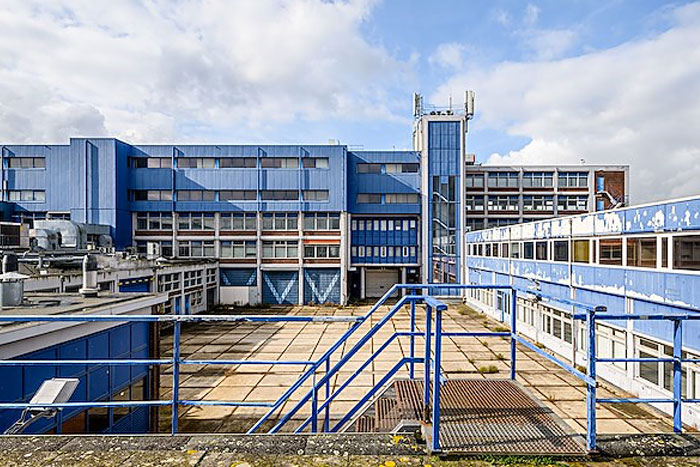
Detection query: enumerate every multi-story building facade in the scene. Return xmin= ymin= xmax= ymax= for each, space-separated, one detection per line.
xmin=0 ymin=94 xmax=628 ymax=304
xmin=465 ymin=195 xmax=700 ymax=428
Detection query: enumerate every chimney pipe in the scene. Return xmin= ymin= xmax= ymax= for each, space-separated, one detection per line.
xmin=79 ymin=254 xmax=99 ymax=298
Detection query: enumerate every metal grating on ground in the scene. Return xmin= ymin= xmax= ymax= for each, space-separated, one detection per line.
xmin=354 ymin=379 xmax=586 ymax=455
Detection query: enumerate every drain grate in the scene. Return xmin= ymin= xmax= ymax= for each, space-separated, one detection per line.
xmin=354 ymin=379 xmax=586 ymax=455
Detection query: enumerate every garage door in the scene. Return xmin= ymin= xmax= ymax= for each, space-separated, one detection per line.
xmin=262 ymin=271 xmax=299 ymax=305
xmin=304 ymin=268 xmax=341 ymax=304
xmin=366 ymin=269 xmax=399 ymax=298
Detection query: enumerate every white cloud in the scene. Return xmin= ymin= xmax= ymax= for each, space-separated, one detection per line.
xmin=0 ymin=0 xmax=410 ymax=143
xmin=524 ymin=3 xmax=540 ymax=26
xmin=518 ymin=28 xmax=578 ymax=61
xmin=429 ymin=43 xmax=467 ymax=70
xmin=433 ymin=2 xmax=700 ymax=204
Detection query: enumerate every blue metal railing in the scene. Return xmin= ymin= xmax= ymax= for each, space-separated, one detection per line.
xmin=0 ymin=283 xmax=697 ymax=456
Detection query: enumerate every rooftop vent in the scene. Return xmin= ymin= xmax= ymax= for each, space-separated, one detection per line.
xmin=0 ymin=253 xmax=28 ymax=307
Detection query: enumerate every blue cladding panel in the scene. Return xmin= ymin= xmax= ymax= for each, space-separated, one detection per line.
xmin=0 ymin=322 xmax=150 ymax=434
xmin=220 ymin=268 xmax=257 ymax=286
xmin=118 ymin=277 xmax=151 ymax=293
xmin=262 ymin=271 xmax=298 ymax=305
xmin=347 ymin=151 xmax=421 ymax=214
xmin=304 ymin=268 xmax=341 ymax=304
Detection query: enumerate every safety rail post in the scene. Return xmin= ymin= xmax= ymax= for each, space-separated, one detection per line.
xmin=431 ymin=304 xmax=443 ymax=453
xmin=410 ymin=291 xmax=416 ymax=379
xmin=311 ymin=371 xmax=318 ymax=433
xmin=510 ymin=288 xmax=517 ymax=380
xmin=673 ymin=319 xmax=682 ymax=433
xmin=171 ymin=320 xmax=181 ymax=435
xmin=423 ymin=303 xmax=432 ymax=421
xmin=324 ymin=357 xmax=330 ymax=432
xmin=586 ymin=306 xmax=602 ymax=451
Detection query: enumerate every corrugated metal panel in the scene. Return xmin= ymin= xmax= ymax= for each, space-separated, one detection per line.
xmin=262 ymin=270 xmax=298 ymax=305
xmin=303 ymin=268 xmax=340 ymax=304
xmin=220 ymin=268 xmax=257 ymax=287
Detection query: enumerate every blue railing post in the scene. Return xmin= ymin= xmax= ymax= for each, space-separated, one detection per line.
xmin=324 ymin=357 xmax=330 ymax=432
xmin=171 ymin=320 xmax=181 ymax=435
xmin=510 ymin=288 xmax=517 ymax=380
xmin=423 ymin=303 xmax=432 ymax=421
xmin=410 ymin=291 xmax=416 ymax=379
xmin=431 ymin=305 xmax=442 ymax=453
xmin=586 ymin=306 xmax=602 ymax=451
xmin=673 ymin=319 xmax=682 ymax=433
xmin=311 ymin=371 xmax=318 ymax=433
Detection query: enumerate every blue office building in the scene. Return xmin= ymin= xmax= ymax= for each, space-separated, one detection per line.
xmin=0 ymin=94 xmax=628 ymax=304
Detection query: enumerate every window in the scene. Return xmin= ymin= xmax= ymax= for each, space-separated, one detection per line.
xmin=535 ymin=241 xmax=548 ymax=261
xmin=487 ymin=172 xmax=518 ymax=188
xmin=304 ymin=244 xmax=340 ymax=258
xmin=386 ymin=163 xmax=419 ymax=173
xmin=487 ymin=218 xmax=518 ymax=228
xmin=357 ymin=193 xmax=381 ymax=204
xmin=220 ymin=240 xmax=256 ymax=258
xmin=522 ymin=172 xmax=553 ymax=188
xmin=385 ymin=193 xmax=419 ymax=203
xmin=178 ymin=213 xmax=215 ymax=231
xmin=261 ymin=190 xmax=299 ymax=201
xmin=357 ymin=163 xmax=381 ymax=173
xmin=261 ymin=157 xmax=299 ymax=168
xmin=302 ymin=157 xmax=329 ymax=169
xmin=599 ymin=238 xmax=623 ymax=265
xmin=466 ymin=195 xmax=484 ymax=211
xmin=487 ymin=195 xmax=519 ymax=211
xmin=130 ymin=190 xmax=171 ymax=201
xmin=130 ymin=157 xmax=171 ymax=168
xmin=262 ymin=212 xmax=298 ymax=230
xmin=8 ymin=157 xmax=45 ymax=169
xmin=177 ymin=190 xmax=215 ymax=201
xmin=219 ymin=157 xmax=256 ymax=168
xmin=136 ymin=212 xmax=172 ymax=231
xmin=303 ymin=190 xmax=329 ymax=201
xmin=627 ymin=237 xmax=657 ymax=268
xmin=573 ymin=240 xmax=590 ymax=263
xmin=673 ymin=235 xmax=700 ymax=271
xmin=662 ymin=237 xmax=669 ymax=268
xmin=558 ymin=195 xmax=588 ymax=211
xmin=510 ymin=242 xmax=521 ymax=259
xmin=501 ymin=243 xmax=509 ymax=258
xmin=178 ymin=240 xmax=215 ymax=257
xmin=558 ymin=172 xmax=588 ymax=188
xmin=553 ymin=240 xmax=569 ymax=262
xmin=523 ymin=195 xmax=554 ymax=211
xmin=467 ymin=218 xmax=485 ymax=231
xmin=8 ymin=190 xmax=45 ymax=202
xmin=220 ymin=212 xmax=256 ymax=230
xmin=262 ymin=240 xmax=298 ymax=258
xmin=304 ymin=212 xmax=340 ymax=230
xmin=466 ymin=174 xmax=484 ymax=188
xmin=177 ymin=157 xmax=215 ymax=168
xmin=523 ymin=242 xmax=534 ymax=259
xmin=220 ymin=190 xmax=256 ymax=201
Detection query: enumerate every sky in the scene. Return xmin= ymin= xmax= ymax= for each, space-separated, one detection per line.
xmin=1 ymin=0 xmax=700 ymax=203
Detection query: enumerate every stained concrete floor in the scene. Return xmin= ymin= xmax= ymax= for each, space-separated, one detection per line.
xmin=157 ymin=302 xmax=685 ymax=436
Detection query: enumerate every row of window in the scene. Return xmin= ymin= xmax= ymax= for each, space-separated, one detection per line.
xmin=136 ymin=212 xmax=340 ymax=231
xmin=351 ymin=245 xmax=416 ymax=259
xmin=130 ymin=189 xmax=329 ymax=202
xmin=469 ymin=234 xmax=700 ymax=271
xmin=129 ymin=157 xmax=329 ymax=169
xmin=356 ymin=193 xmax=419 ymax=204
xmin=351 ymin=218 xmax=417 ymax=231
xmin=466 ymin=171 xmax=589 ymax=189
xmin=8 ymin=190 xmax=45 ymax=202
xmin=137 ymin=239 xmax=340 ymax=259
xmin=6 ymin=157 xmax=46 ymax=169
xmin=356 ymin=163 xmax=419 ymax=174
xmin=466 ymin=194 xmax=588 ymax=212
xmin=470 ymin=289 xmax=700 ymax=399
